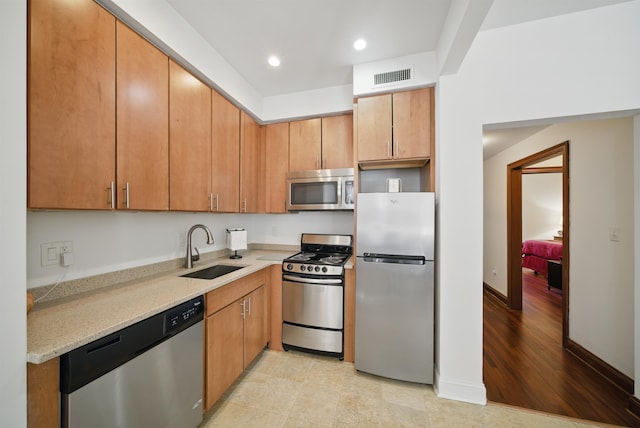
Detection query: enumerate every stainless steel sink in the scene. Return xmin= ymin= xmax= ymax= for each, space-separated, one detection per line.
xmin=180 ymin=264 xmax=244 ymax=280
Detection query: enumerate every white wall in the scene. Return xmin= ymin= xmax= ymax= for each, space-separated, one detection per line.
xmin=262 ymin=85 xmax=354 ymax=123
xmin=0 ymin=1 xmax=26 ymax=425
xmin=634 ymin=114 xmax=640 ymax=396
xmin=437 ymin=1 xmax=640 ymax=403
xmin=571 ymin=119 xmax=634 ymax=376
xmin=27 ymin=211 xmax=354 ymax=288
xmin=522 ymin=173 xmax=563 ymax=241
xmin=484 ymin=118 xmax=634 ymax=377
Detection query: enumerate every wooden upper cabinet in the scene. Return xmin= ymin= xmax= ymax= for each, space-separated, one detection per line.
xmin=322 ymin=114 xmax=353 ymax=169
xmin=289 ymin=118 xmax=321 ymax=171
xmin=169 ymin=60 xmax=212 ymax=211
xmin=116 ymin=22 xmax=169 ymax=211
xmin=264 ymin=123 xmax=289 ymax=213
xmin=356 ymin=94 xmax=392 ymax=162
xmin=211 ymin=90 xmax=240 ymax=212
xmin=357 ymin=87 xmax=433 ymax=165
xmin=28 ymin=0 xmax=116 ymax=209
xmin=289 ymin=115 xmax=353 ymax=171
xmin=392 ymin=87 xmax=432 ymax=159
xmin=239 ymin=111 xmax=263 ymax=213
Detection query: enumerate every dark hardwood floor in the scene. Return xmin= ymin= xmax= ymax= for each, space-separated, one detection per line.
xmin=483 ymin=269 xmax=636 ymax=427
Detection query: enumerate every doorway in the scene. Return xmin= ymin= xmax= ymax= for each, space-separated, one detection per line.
xmin=506 ymin=141 xmax=569 ymax=346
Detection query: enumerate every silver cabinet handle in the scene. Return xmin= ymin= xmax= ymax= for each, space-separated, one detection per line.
xmin=387 ymin=141 xmax=391 ymax=159
xmin=208 ymin=193 xmax=213 ymax=211
xmin=215 ymin=193 xmax=219 ymax=211
xmin=240 ymin=299 xmax=245 ymax=318
xmin=242 ymin=198 xmax=247 ymax=212
xmin=122 ymin=182 xmax=130 ymax=208
xmin=108 ymin=181 xmax=115 ymax=209
xmin=247 ymin=297 xmax=251 ymax=316
xmin=395 ymin=140 xmax=399 ymax=158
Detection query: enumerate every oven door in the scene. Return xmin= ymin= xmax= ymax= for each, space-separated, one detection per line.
xmin=282 ymin=275 xmax=343 ymax=329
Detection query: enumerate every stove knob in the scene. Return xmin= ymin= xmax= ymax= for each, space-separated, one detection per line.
xmin=322 ymin=267 xmax=328 ymax=273
xmin=286 ymin=264 xmax=293 ymax=271
xmin=300 ymin=265 xmax=306 ymax=271
xmin=314 ymin=266 xmax=320 ymax=272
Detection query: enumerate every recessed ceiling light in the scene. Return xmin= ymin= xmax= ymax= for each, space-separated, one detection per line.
xmin=268 ymin=56 xmax=281 ymax=67
xmin=353 ymin=38 xmax=367 ymax=51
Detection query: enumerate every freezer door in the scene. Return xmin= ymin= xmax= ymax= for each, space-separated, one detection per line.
xmin=356 ymin=192 xmax=434 ymax=259
xmin=355 ymin=258 xmax=434 ymax=383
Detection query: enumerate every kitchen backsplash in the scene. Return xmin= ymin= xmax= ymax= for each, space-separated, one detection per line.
xmin=27 ymin=210 xmax=354 ymax=289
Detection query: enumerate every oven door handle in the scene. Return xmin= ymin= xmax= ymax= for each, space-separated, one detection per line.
xmin=282 ymin=275 xmax=343 ymax=285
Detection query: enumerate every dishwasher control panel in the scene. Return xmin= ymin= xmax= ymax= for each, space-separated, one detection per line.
xmin=164 ymin=296 xmax=204 ymax=334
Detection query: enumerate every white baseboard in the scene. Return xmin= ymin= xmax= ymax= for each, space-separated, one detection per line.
xmin=434 ymin=367 xmax=487 ymax=405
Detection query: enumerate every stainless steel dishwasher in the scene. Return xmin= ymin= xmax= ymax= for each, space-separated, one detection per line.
xmin=60 ymin=296 xmax=205 ymax=428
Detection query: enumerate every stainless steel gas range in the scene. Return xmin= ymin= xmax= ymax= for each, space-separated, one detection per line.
xmin=282 ymin=233 xmax=353 ymax=359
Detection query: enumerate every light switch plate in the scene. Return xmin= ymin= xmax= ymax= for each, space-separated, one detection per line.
xmin=386 ymin=178 xmax=402 ymax=193
xmin=40 ymin=242 xmax=59 ymax=267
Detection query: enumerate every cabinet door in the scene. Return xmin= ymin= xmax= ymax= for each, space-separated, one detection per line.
xmin=356 ymin=94 xmax=392 ymax=162
xmin=322 ymin=114 xmax=353 ymax=169
xmin=116 ymin=22 xmax=169 ymax=210
xmin=392 ymin=87 xmax=432 ymax=159
xmin=169 ymin=61 xmax=212 ymax=211
xmin=289 ymin=118 xmax=321 ymax=171
xmin=239 ymin=111 xmax=263 ymax=213
xmin=243 ymin=285 xmax=267 ymax=368
xmin=264 ymin=123 xmax=289 ymax=213
xmin=211 ymin=90 xmax=240 ymax=212
xmin=205 ymin=300 xmax=244 ymax=410
xmin=28 ymin=0 xmax=116 ymax=209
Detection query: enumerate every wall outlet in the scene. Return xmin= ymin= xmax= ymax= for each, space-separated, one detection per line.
xmin=609 ymin=227 xmax=620 ymax=242
xmin=60 ymin=241 xmax=73 ymax=254
xmin=40 ymin=241 xmax=73 ymax=267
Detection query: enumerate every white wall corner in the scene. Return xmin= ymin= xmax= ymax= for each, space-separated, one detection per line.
xmin=352 ymin=51 xmax=437 ymax=97
xmin=434 ymin=367 xmax=488 ymax=405
xmin=436 ymin=0 xmax=493 ymax=76
xmin=1 ymin=0 xmax=27 ymax=425
xmin=634 ymin=114 xmax=640 ymax=398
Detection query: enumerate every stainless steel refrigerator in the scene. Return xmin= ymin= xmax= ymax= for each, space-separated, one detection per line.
xmin=355 ymin=192 xmax=434 ymax=384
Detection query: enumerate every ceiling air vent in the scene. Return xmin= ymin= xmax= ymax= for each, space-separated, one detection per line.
xmin=374 ymin=68 xmax=411 ymax=85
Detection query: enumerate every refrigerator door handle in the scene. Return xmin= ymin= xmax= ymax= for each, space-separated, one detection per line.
xmin=362 ymin=253 xmax=426 ymax=265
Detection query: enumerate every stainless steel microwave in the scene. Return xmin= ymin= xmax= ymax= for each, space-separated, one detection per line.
xmin=286 ymin=168 xmax=354 ymax=211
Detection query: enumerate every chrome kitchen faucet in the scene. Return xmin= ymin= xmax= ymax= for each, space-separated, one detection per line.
xmin=185 ymin=224 xmax=214 ymax=268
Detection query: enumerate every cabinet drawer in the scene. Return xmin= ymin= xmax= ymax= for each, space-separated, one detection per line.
xmin=205 ymin=270 xmax=266 ymax=316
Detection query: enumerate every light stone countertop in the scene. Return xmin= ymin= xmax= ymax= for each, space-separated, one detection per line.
xmin=27 ymin=250 xmax=294 ymax=364
xmin=28 ymin=250 xmax=355 ymax=364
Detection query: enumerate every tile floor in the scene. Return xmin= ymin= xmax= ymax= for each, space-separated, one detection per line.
xmin=200 ymin=350 xmax=612 ymax=427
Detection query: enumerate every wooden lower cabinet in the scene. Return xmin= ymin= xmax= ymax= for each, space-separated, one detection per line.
xmin=205 ymin=298 xmax=245 ymax=408
xmin=242 ymin=286 xmax=268 ymax=365
xmin=27 ymin=358 xmax=59 ymax=428
xmin=204 ymin=272 xmax=268 ymax=410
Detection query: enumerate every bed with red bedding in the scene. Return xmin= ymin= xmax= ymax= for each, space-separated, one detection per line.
xmin=521 ymin=239 xmax=562 ymax=277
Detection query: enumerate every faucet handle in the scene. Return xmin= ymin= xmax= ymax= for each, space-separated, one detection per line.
xmin=191 ymin=247 xmax=200 ymax=263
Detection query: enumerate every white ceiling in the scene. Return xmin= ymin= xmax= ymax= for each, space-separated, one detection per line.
xmin=165 ymin=0 xmax=633 ymax=98
xmin=165 ymin=0 xmax=451 ymax=97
